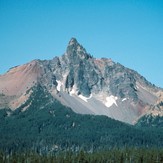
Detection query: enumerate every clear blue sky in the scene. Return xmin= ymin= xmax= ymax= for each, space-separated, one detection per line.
xmin=0 ymin=0 xmax=163 ymax=87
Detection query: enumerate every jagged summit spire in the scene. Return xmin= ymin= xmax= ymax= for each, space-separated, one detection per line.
xmin=66 ymin=38 xmax=92 ymax=60
xmin=68 ymin=37 xmax=78 ymax=46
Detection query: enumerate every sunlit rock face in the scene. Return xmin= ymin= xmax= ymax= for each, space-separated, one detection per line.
xmin=0 ymin=38 xmax=162 ymax=124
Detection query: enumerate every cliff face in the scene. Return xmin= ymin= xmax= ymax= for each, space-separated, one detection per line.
xmin=0 ymin=38 xmax=162 ymax=124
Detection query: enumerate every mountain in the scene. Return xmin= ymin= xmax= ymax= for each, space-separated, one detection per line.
xmin=0 ymin=38 xmax=163 ymax=153
xmin=0 ymin=38 xmax=163 ymax=124
xmin=136 ymin=92 xmax=163 ymax=127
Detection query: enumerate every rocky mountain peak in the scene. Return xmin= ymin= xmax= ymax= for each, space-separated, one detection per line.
xmin=68 ymin=37 xmax=78 ymax=46
xmin=0 ymin=38 xmax=162 ymax=124
xmin=66 ymin=38 xmax=92 ymax=60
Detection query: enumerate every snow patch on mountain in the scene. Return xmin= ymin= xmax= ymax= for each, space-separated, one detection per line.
xmin=69 ymin=88 xmax=76 ymax=96
xmin=78 ymin=94 xmax=92 ymax=102
xmin=122 ymin=98 xmax=127 ymax=102
xmin=105 ymin=95 xmax=118 ymax=107
xmin=69 ymin=85 xmax=92 ymax=102
xmin=69 ymin=85 xmax=78 ymax=96
xmin=56 ymin=80 xmax=62 ymax=91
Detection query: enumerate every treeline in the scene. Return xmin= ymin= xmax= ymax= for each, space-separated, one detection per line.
xmin=0 ymin=148 xmax=163 ymax=163
xmin=0 ymin=85 xmax=163 ymax=154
